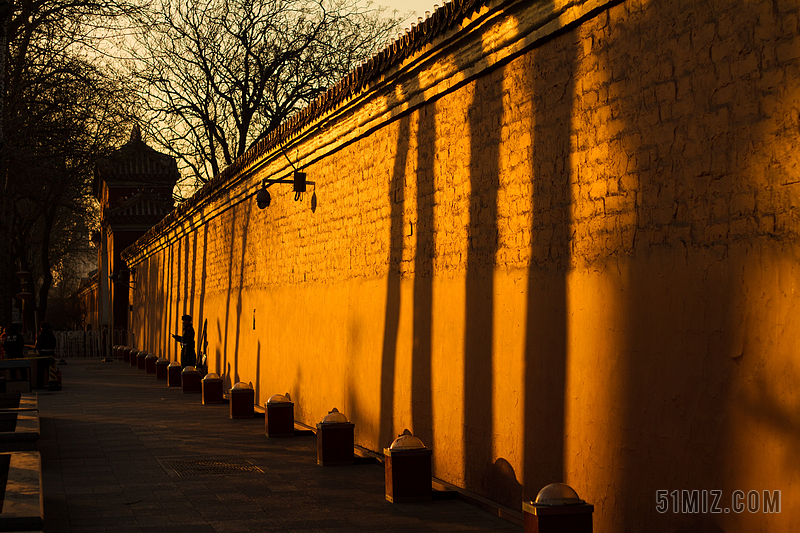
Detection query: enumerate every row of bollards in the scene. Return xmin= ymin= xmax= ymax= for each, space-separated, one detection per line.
xmin=111 ymin=345 xmax=593 ymax=532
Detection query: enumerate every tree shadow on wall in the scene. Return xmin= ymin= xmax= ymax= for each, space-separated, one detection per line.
xmin=379 ymin=80 xmax=438 ymax=458
xmin=411 ymin=102 xmax=436 ymax=448
xmin=463 ymin=66 xmax=501 ymax=501
xmin=379 ymin=114 xmax=411 ymax=449
xmin=587 ymin=1 xmax=798 ymax=531
xmin=613 ymin=0 xmax=775 ymax=530
xmin=195 ymin=223 xmax=209 ymax=362
xmin=522 ymin=19 xmax=574 ymax=502
xmin=164 ymin=244 xmax=176 ymax=359
xmin=143 ymin=255 xmax=165 ymax=353
xmin=185 ymin=229 xmax=194 ymax=316
xmin=220 ymin=201 xmax=252 ymax=393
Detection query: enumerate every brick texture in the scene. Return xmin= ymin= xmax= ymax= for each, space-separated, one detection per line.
xmin=125 ymin=1 xmax=800 ymax=531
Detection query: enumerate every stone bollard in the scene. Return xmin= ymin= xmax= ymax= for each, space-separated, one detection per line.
xmin=145 ymin=353 xmax=158 ymax=374
xmin=316 ymin=408 xmax=354 ymax=466
xmin=229 ymin=382 xmax=254 ymax=419
xmin=167 ymin=362 xmax=182 ymax=387
xmin=129 ymin=349 xmax=139 ymax=367
xmin=201 ymin=373 xmax=223 ymax=404
xmin=265 ymin=394 xmax=294 ymax=438
xmin=122 ymin=347 xmax=132 ymax=363
xmin=384 ymin=430 xmax=432 ymax=503
xmin=523 ymin=483 xmax=594 ymax=533
xmin=156 ymin=357 xmax=169 ymax=381
xmin=137 ymin=351 xmax=148 ymax=370
xmin=112 ymin=345 xmax=119 ymax=360
xmin=181 ymin=366 xmax=201 ymax=393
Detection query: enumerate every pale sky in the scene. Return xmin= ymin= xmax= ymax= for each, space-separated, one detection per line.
xmin=372 ymin=0 xmax=442 ymax=26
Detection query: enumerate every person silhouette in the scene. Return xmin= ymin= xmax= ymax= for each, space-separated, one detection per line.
xmin=171 ymin=315 xmax=196 ymax=368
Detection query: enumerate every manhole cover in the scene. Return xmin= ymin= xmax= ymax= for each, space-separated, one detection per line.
xmin=163 ymin=458 xmax=264 ymax=477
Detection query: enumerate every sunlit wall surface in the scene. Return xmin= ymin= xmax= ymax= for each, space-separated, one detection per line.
xmin=124 ymin=0 xmax=800 ymax=530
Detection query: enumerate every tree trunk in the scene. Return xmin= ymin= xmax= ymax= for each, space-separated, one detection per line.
xmin=0 ymin=1 xmax=14 ymax=327
xmin=36 ymin=204 xmax=57 ymax=324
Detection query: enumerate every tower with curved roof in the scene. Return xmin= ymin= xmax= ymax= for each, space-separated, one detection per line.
xmin=87 ymin=126 xmax=180 ymax=339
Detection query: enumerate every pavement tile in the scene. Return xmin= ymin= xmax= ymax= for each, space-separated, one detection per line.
xmin=74 ymin=526 xmax=143 ymax=533
xmin=142 ymin=526 xmax=214 ymax=533
xmin=37 ymin=359 xmax=522 ymax=532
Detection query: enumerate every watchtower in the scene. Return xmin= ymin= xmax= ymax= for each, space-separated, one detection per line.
xmin=91 ymin=126 xmax=180 ymax=336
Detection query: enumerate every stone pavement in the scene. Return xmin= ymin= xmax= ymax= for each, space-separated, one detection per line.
xmin=36 ymin=359 xmax=523 ymax=532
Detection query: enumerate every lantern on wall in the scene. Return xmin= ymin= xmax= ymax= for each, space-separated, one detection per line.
xmin=254 ymin=171 xmax=314 ymax=210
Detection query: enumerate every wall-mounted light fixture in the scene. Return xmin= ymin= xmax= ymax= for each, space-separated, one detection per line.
xmin=256 ymin=171 xmax=315 ymax=209
xmin=109 ymin=267 xmax=137 ymax=290
xmin=256 ymin=145 xmax=316 ymax=210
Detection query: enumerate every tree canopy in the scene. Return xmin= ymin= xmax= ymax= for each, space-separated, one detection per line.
xmin=128 ymin=0 xmax=400 ymax=189
xmin=0 ymin=0 xmax=401 ymax=326
xmin=0 ymin=0 xmax=141 ymax=326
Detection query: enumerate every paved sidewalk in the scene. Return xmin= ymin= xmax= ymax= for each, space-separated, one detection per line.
xmin=36 ymin=359 xmax=523 ymax=532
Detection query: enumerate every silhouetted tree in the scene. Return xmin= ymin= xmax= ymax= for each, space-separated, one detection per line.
xmin=128 ymin=0 xmax=400 ymax=188
xmin=8 ymin=53 xmax=133 ymax=324
xmin=0 ymin=0 xmax=141 ymax=325
xmin=0 ymin=0 xmax=13 ymax=326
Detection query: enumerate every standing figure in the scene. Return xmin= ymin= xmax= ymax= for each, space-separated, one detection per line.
xmin=172 ymin=314 xmax=196 ymax=368
xmin=35 ymin=322 xmax=57 ymax=358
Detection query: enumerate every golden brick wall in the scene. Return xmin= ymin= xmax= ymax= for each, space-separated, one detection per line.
xmin=126 ymin=0 xmax=800 ymax=531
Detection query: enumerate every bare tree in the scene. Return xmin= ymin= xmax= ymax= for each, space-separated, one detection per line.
xmin=0 ymin=0 xmax=13 ymax=327
xmin=0 ymin=0 xmax=141 ymax=325
xmin=8 ymin=51 xmax=133 ymax=324
xmin=128 ymin=0 xmax=400 ymax=188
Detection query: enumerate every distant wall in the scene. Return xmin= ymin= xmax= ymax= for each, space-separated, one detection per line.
xmin=76 ymin=274 xmax=99 ymax=331
xmin=124 ymin=0 xmax=800 ymax=531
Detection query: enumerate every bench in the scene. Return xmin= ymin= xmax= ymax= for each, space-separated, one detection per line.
xmin=0 ymin=451 xmax=43 ymax=532
xmin=0 ymin=391 xmax=41 ymax=531
xmin=0 ymin=362 xmax=32 ymax=394
xmin=0 ymin=393 xmax=39 ymax=453
xmin=0 ymin=394 xmax=21 ymax=410
xmin=0 ymin=411 xmax=39 ymax=453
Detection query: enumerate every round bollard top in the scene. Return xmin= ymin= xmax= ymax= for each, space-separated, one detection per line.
xmin=138 ymin=351 xmax=149 ymax=357
xmin=202 ymin=372 xmax=221 ymax=381
xmin=321 ymin=408 xmax=348 ymax=424
xmin=267 ymin=393 xmax=290 ymax=404
xmin=182 ymin=366 xmax=198 ymax=373
xmin=533 ymin=483 xmax=585 ymax=506
xmin=168 ymin=361 xmax=181 ymax=367
xmin=232 ymin=381 xmax=253 ymax=390
xmin=389 ymin=429 xmax=426 ymax=450
xmin=157 ymin=357 xmax=169 ymax=363
xmin=129 ymin=349 xmax=139 ymax=355
xmin=145 ymin=353 xmax=158 ymax=359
